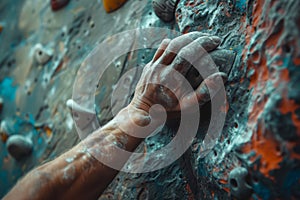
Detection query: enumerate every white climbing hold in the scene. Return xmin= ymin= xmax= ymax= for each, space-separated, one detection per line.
xmin=66 ymin=99 xmax=99 ymax=138
xmin=34 ymin=43 xmax=53 ymax=65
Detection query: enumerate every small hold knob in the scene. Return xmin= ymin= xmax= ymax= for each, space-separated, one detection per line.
xmin=6 ymin=135 xmax=33 ymax=160
xmin=229 ymin=167 xmax=253 ymax=199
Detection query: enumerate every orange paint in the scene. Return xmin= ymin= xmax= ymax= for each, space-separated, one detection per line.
xmin=44 ymin=126 xmax=53 ymax=138
xmin=252 ymin=51 xmax=260 ymax=63
xmin=211 ymin=191 xmax=215 ymax=197
xmin=0 ymin=132 xmax=9 ymax=142
xmin=293 ymin=57 xmax=300 ymax=66
xmin=242 ymin=0 xmax=293 ymax=180
xmin=185 ymin=183 xmax=194 ymax=200
xmin=279 ymin=97 xmax=300 ymax=134
xmin=223 ymin=187 xmax=230 ymax=193
xmin=248 ymin=56 xmax=269 ymax=90
xmin=53 ymin=60 xmax=64 ymax=75
xmin=102 ymin=0 xmax=127 ymax=13
xmin=219 ymin=179 xmax=227 ymax=184
xmin=242 ymin=126 xmax=283 ymax=179
xmin=265 ymin=23 xmax=284 ymax=49
xmin=278 ymin=68 xmax=290 ymax=83
xmin=252 ymin=0 xmax=265 ymax=30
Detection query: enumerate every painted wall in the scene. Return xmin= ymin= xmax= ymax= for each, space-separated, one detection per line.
xmin=0 ymin=0 xmax=299 ymax=199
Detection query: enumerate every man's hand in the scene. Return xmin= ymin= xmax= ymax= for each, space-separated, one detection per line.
xmin=129 ymin=32 xmax=227 ymax=119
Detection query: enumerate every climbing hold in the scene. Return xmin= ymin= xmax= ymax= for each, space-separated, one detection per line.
xmin=0 ymin=120 xmax=13 ymax=136
xmin=0 ymin=119 xmax=9 ymax=143
xmin=50 ymin=0 xmax=70 ymax=11
xmin=0 ymin=23 xmax=3 ymax=33
xmin=102 ymin=0 xmax=128 ymax=13
xmin=152 ymin=0 xmax=180 ymax=22
xmin=185 ymin=49 xmax=235 ymax=89
xmin=66 ymin=99 xmax=98 ymax=138
xmin=34 ymin=44 xmax=53 ymax=65
xmin=6 ymin=135 xmax=33 ymax=160
xmin=209 ymin=49 xmax=236 ymax=74
xmin=228 ymin=167 xmax=253 ymax=199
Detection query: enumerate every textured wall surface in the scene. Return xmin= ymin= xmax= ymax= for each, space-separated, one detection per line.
xmin=0 ymin=0 xmax=299 ymax=199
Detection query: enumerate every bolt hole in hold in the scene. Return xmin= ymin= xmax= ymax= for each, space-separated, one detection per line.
xmin=73 ymin=112 xmax=79 ymax=120
xmin=87 ymin=16 xmax=92 ymax=22
xmin=234 ymin=122 xmax=238 ymax=128
xmin=252 ymin=176 xmax=259 ymax=183
xmin=213 ymin=150 xmax=217 ymax=157
xmin=230 ymin=178 xmax=238 ymax=188
xmin=90 ymin=22 xmax=95 ymax=28
xmin=34 ymin=44 xmax=53 ymax=65
xmin=284 ymin=44 xmax=291 ymax=53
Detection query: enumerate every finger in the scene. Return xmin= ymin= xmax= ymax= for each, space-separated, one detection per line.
xmin=186 ymin=49 xmax=235 ymax=88
xmin=152 ymin=38 xmax=171 ymax=62
xmin=180 ymin=72 xmax=227 ymax=109
xmin=160 ymin=32 xmax=211 ymax=65
xmin=188 ymin=50 xmax=218 ymax=82
xmin=185 ymin=66 xmax=203 ymax=89
xmin=171 ymin=36 xmax=221 ymax=75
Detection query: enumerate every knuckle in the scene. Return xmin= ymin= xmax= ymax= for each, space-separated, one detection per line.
xmin=177 ymin=47 xmax=191 ymax=59
xmin=187 ymin=32 xmax=203 ymax=40
xmin=195 ymin=36 xmax=208 ymax=46
xmin=162 ymin=38 xmax=171 ymax=44
xmin=167 ymin=40 xmax=180 ymax=52
xmin=173 ymin=54 xmax=185 ymax=64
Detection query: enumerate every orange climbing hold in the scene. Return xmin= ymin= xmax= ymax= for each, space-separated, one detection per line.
xmin=102 ymin=0 xmax=128 ymax=13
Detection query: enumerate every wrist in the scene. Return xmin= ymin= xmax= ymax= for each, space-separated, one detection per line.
xmin=115 ymin=104 xmax=151 ymax=127
xmin=110 ymin=104 xmax=165 ymax=140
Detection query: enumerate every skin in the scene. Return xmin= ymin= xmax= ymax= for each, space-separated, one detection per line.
xmin=4 ymin=32 xmax=227 ymax=200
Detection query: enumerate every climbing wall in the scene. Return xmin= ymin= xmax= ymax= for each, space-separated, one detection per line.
xmin=0 ymin=0 xmax=300 ymax=199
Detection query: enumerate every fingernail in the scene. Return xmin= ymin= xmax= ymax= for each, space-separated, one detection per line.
xmin=210 ymin=36 xmax=221 ymax=44
xmin=213 ymin=72 xmax=227 ymax=82
xmin=219 ymin=73 xmax=228 ymax=83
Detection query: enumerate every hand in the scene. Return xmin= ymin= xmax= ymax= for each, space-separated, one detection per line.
xmin=129 ymin=32 xmax=227 ymax=118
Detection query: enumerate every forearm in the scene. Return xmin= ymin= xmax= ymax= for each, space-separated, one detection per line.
xmin=4 ymin=106 xmax=148 ymax=200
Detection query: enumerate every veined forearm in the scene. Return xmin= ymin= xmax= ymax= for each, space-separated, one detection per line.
xmin=4 ymin=106 xmax=147 ymax=200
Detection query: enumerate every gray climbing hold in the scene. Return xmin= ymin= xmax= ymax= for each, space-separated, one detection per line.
xmin=228 ymin=167 xmax=253 ymax=199
xmin=152 ymin=0 xmax=180 ymax=22
xmin=210 ymin=49 xmax=236 ymax=74
xmin=186 ymin=49 xmax=236 ymax=89
xmin=6 ymin=135 xmax=33 ymax=160
xmin=34 ymin=44 xmax=53 ymax=65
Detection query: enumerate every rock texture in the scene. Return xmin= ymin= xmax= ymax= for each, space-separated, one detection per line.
xmin=0 ymin=0 xmax=299 ymax=199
